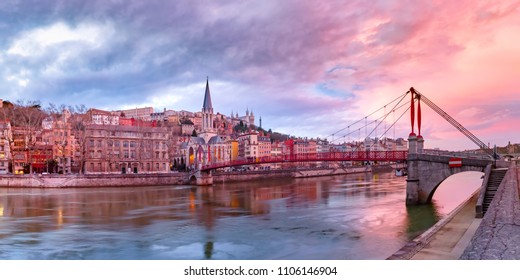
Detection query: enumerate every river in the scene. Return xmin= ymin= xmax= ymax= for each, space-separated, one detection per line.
xmin=0 ymin=171 xmax=482 ymax=260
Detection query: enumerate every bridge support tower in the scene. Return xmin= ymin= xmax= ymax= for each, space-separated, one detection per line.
xmin=405 ymin=88 xmax=488 ymax=204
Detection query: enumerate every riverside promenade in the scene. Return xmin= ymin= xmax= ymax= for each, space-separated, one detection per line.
xmin=389 ymin=164 xmax=520 ymax=260
xmin=387 ymin=190 xmax=482 ymax=259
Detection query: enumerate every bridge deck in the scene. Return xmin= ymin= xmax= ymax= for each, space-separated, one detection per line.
xmin=201 ymin=151 xmax=407 ymax=171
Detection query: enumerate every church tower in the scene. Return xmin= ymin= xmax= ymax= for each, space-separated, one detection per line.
xmin=199 ymin=77 xmax=217 ymax=143
xmin=202 ymin=77 xmax=214 ymax=133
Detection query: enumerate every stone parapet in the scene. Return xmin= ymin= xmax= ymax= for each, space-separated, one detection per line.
xmin=475 ymin=164 xmax=493 ymax=218
xmin=407 ymin=153 xmax=490 ymax=167
xmin=460 ymin=166 xmax=520 ymax=259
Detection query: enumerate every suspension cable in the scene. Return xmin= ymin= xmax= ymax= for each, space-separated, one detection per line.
xmin=325 ymin=92 xmax=408 ymax=139
xmin=412 ymin=88 xmax=496 ymax=158
xmin=364 ymin=91 xmax=408 ymax=142
xmin=331 ymin=100 xmax=411 ymax=143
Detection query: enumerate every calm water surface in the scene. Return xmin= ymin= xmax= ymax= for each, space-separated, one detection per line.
xmin=0 ymin=171 xmax=482 ymax=260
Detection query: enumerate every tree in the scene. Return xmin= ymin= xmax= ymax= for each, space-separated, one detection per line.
xmin=1 ymin=100 xmax=47 ymax=174
xmin=233 ymin=121 xmax=247 ymax=133
xmin=68 ymin=105 xmax=88 ymax=174
xmin=46 ymin=103 xmax=73 ymax=173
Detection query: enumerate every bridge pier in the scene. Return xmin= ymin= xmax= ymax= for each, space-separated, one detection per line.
xmin=189 ymin=170 xmax=214 ymax=186
xmin=406 ymin=135 xmax=420 ymax=204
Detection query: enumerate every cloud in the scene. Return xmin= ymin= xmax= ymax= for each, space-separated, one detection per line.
xmin=7 ymin=21 xmax=110 ymax=57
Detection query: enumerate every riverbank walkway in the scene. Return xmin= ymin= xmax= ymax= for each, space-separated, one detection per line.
xmin=389 ymin=165 xmax=520 ymax=260
xmin=387 ymin=191 xmax=482 ymax=260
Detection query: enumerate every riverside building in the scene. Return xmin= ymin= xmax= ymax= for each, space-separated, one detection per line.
xmin=83 ymin=124 xmax=170 ymax=174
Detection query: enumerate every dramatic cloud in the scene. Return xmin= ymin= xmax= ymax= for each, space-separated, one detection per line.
xmin=1 ymin=0 xmax=519 ymax=150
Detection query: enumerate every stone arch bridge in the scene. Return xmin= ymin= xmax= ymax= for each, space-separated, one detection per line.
xmin=404 ymin=88 xmax=495 ymax=204
xmin=405 ymin=150 xmax=490 ymax=205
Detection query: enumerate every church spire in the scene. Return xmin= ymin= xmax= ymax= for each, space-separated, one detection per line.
xmin=202 ymin=76 xmax=213 ymax=111
xmin=201 ymin=77 xmax=215 ymax=135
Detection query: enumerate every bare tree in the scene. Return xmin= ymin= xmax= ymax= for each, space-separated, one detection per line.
xmin=46 ymin=103 xmax=73 ymax=173
xmin=68 ymin=105 xmax=89 ymax=174
xmin=1 ymin=100 xmax=48 ymax=174
xmin=0 ymin=101 xmax=16 ymax=172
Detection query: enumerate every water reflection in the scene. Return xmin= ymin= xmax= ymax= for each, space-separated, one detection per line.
xmin=0 ymin=171 xmax=480 ymax=259
xmin=405 ymin=203 xmax=442 ymax=238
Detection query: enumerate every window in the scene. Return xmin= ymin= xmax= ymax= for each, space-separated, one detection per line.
xmin=130 ymin=151 xmax=136 ymax=159
xmin=123 ymin=141 xmax=129 ymax=148
xmin=130 ymin=141 xmax=136 ymax=148
xmin=124 ymin=151 xmax=129 ymax=159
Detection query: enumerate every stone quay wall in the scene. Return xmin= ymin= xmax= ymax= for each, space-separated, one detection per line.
xmin=212 ymin=170 xmax=294 ymax=183
xmin=0 ymin=173 xmax=188 ymax=188
xmin=0 ymin=166 xmax=378 ymax=188
xmin=212 ymin=166 xmax=374 ymax=183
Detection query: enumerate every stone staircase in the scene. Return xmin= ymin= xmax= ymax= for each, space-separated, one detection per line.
xmin=481 ymin=168 xmax=507 ymax=215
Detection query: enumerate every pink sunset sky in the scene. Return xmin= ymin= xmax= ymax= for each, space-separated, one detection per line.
xmin=1 ymin=0 xmax=519 ymax=150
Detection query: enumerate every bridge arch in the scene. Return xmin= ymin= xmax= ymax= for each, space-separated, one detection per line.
xmin=189 ymin=174 xmax=197 ymax=185
xmin=406 ymin=153 xmax=488 ymax=204
xmin=426 ymin=170 xmax=484 ymax=203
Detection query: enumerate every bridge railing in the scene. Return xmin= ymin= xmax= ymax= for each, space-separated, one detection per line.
xmin=201 ymin=150 xmax=408 ymax=171
xmin=422 ymin=149 xmax=492 ymax=160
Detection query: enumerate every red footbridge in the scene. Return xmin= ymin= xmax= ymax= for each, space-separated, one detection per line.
xmin=200 ymin=150 xmax=407 ymax=171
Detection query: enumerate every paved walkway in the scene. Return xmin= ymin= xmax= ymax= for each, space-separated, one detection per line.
xmin=388 ymin=192 xmax=481 ymax=260
xmin=411 ymin=194 xmax=481 ymax=259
